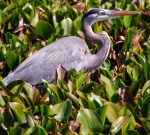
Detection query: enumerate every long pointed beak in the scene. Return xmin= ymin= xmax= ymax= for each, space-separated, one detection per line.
xmin=106 ymin=10 xmax=140 ymax=16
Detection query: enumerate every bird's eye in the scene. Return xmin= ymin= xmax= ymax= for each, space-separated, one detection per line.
xmin=98 ymin=12 xmax=101 ymax=15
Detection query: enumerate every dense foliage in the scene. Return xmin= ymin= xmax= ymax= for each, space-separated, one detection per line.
xmin=0 ymin=0 xmax=150 ymax=134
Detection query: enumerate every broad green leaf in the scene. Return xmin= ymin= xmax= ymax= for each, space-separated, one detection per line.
xmin=10 ymin=127 xmax=25 ymax=135
xmin=24 ymin=125 xmax=48 ymax=135
xmin=124 ymin=130 xmax=141 ymax=135
xmin=139 ymin=118 xmax=150 ymax=133
xmin=40 ymin=105 xmax=53 ymax=116
xmin=27 ymin=114 xmax=35 ymax=127
xmin=0 ymin=46 xmax=6 ymax=61
xmin=0 ymin=10 xmax=11 ymax=25
xmin=42 ymin=117 xmax=55 ymax=132
xmin=122 ymin=27 xmax=137 ymax=51
xmin=106 ymin=102 xmax=136 ymax=130
xmin=30 ymin=11 xmax=39 ymax=27
xmin=65 ymin=92 xmax=80 ymax=108
xmin=6 ymin=51 xmax=21 ymax=70
xmin=113 ymin=78 xmax=126 ymax=90
xmin=9 ymin=102 xmax=26 ymax=124
xmin=0 ymin=110 xmax=4 ymax=125
xmin=88 ymin=99 xmax=97 ymax=110
xmin=100 ymin=66 xmax=113 ymax=79
xmin=3 ymin=108 xmax=14 ymax=128
xmin=66 ymin=2 xmax=78 ymax=20
xmin=3 ymin=3 xmax=16 ymax=12
xmin=106 ymin=102 xmax=122 ymax=122
xmin=77 ymin=90 xmax=88 ymax=108
xmin=22 ymin=3 xmax=34 ymax=19
xmin=73 ymin=15 xmax=82 ymax=31
xmin=36 ymin=20 xmax=55 ymax=39
xmin=49 ymin=83 xmax=65 ymax=103
xmin=123 ymin=5 xmax=133 ymax=28
xmin=0 ymin=94 xmax=5 ymax=106
xmin=11 ymin=10 xmax=19 ymax=26
xmin=77 ymin=108 xmax=103 ymax=135
xmin=129 ymin=80 xmax=142 ymax=96
xmin=101 ymin=74 xmax=116 ymax=98
xmin=61 ymin=18 xmax=72 ymax=36
xmin=89 ymin=93 xmax=103 ymax=107
xmin=76 ymin=72 xmax=88 ymax=89
xmin=88 ymin=0 xmax=100 ymax=8
xmin=7 ymin=80 xmax=24 ymax=95
xmin=141 ymin=96 xmax=150 ymax=118
xmin=111 ymin=115 xmax=132 ymax=135
xmin=96 ymin=105 xmax=108 ymax=125
xmin=134 ymin=52 xmax=150 ymax=81
xmin=79 ymin=82 xmax=96 ymax=93
xmin=57 ymin=79 xmax=69 ymax=91
xmin=51 ymin=99 xmax=72 ymax=122
xmin=142 ymin=80 xmax=150 ymax=98
xmin=0 ymin=1 xmax=7 ymax=10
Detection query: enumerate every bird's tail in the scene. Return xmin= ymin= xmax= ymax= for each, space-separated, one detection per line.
xmin=2 ymin=72 xmax=15 ymax=85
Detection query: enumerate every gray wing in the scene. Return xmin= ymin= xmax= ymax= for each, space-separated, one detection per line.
xmin=3 ymin=36 xmax=91 ymax=85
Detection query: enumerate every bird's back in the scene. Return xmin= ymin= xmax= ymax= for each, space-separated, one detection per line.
xmin=3 ymin=36 xmax=91 ymax=85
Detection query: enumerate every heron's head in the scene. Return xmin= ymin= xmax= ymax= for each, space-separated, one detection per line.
xmin=82 ymin=9 xmax=139 ymax=25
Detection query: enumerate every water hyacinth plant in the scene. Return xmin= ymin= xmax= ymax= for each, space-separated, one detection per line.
xmin=0 ymin=0 xmax=150 ymax=134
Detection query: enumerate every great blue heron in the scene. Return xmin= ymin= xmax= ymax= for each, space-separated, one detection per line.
xmin=3 ymin=9 xmax=138 ymax=88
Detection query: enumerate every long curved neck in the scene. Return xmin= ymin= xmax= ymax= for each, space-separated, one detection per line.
xmin=82 ymin=20 xmax=110 ymax=68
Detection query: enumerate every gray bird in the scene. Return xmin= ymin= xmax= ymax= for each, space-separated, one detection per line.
xmin=3 ymin=9 xmax=139 ymax=88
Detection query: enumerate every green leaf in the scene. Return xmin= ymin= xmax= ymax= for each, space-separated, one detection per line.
xmin=76 ymin=72 xmax=88 ymax=89
xmin=61 ymin=18 xmax=73 ymax=36
xmin=66 ymin=2 xmax=78 ymax=20
xmin=142 ymin=80 xmax=150 ymax=98
xmin=36 ymin=20 xmax=55 ymax=39
xmin=3 ymin=3 xmax=16 ymax=12
xmin=65 ymin=92 xmax=80 ymax=109
xmin=9 ymin=102 xmax=26 ymax=124
xmin=96 ymin=105 xmax=108 ymax=125
xmin=73 ymin=15 xmax=82 ymax=31
xmin=0 ymin=110 xmax=4 ymax=125
xmin=24 ymin=125 xmax=48 ymax=135
xmin=113 ymin=78 xmax=126 ymax=90
xmin=7 ymin=80 xmax=24 ymax=95
xmin=0 ymin=94 xmax=5 ymax=106
xmin=0 ymin=10 xmax=11 ymax=25
xmin=40 ymin=105 xmax=53 ymax=116
xmin=49 ymin=83 xmax=65 ymax=103
xmin=122 ymin=27 xmax=137 ymax=51
xmin=89 ymin=93 xmax=103 ymax=107
xmin=141 ymin=96 xmax=150 ymax=118
xmin=111 ymin=115 xmax=132 ymax=135
xmin=123 ymin=5 xmax=133 ymax=28
xmin=106 ymin=102 xmax=122 ymax=122
xmin=10 ymin=127 xmax=25 ymax=135
xmin=6 ymin=51 xmax=21 ymax=70
xmin=139 ymin=118 xmax=150 ymax=133
xmin=77 ymin=108 xmax=103 ymax=135
xmin=124 ymin=130 xmax=141 ymax=135
xmin=51 ymin=99 xmax=72 ymax=122
xmin=101 ymin=74 xmax=116 ymax=98
xmin=22 ymin=3 xmax=34 ymax=19
xmin=30 ymin=10 xmax=39 ymax=27
xmin=79 ymin=82 xmax=96 ymax=93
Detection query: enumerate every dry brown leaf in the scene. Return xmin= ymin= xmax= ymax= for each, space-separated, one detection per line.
xmin=132 ymin=30 xmax=145 ymax=52
xmin=118 ymin=87 xmax=134 ymax=105
xmin=72 ymin=1 xmax=85 ymax=13
xmin=69 ymin=120 xmax=81 ymax=135
xmin=56 ymin=65 xmax=68 ymax=83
